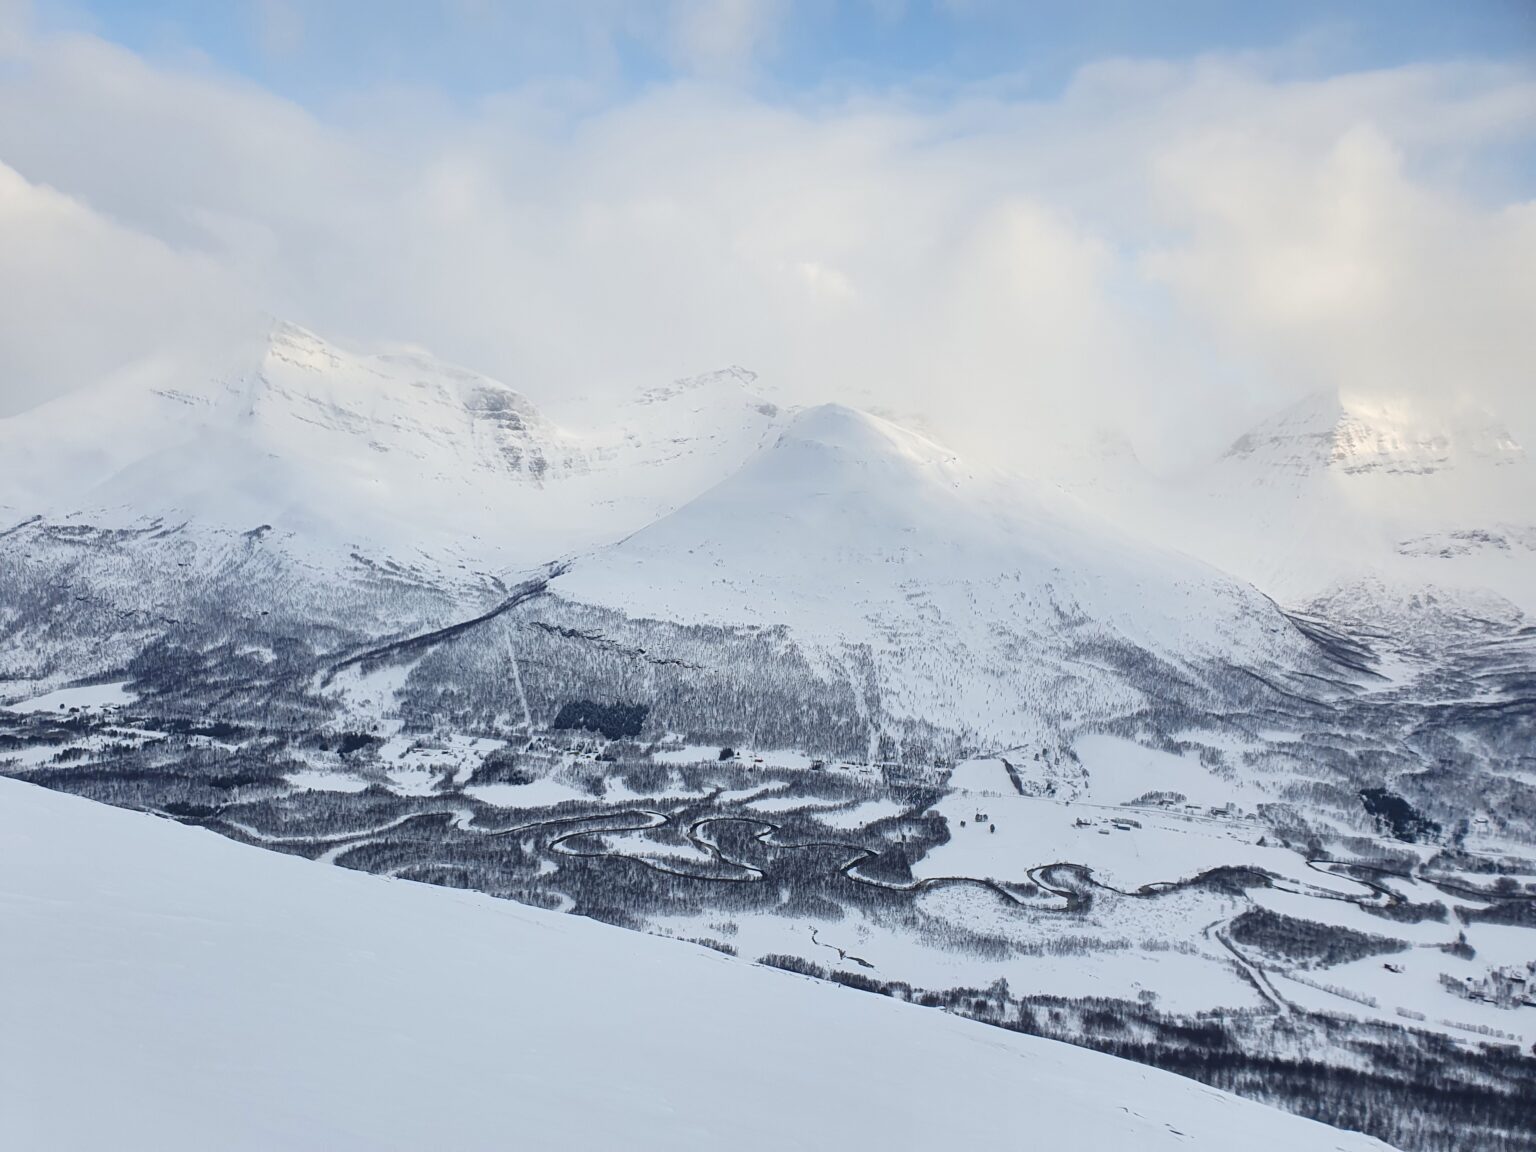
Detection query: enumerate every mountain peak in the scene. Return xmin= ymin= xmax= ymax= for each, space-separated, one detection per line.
xmin=263 ymin=316 xmax=332 ymax=353
xmin=1331 ymin=394 xmax=1523 ymax=475
xmin=1221 ymin=389 xmax=1341 ymax=472
xmin=1224 ymin=388 xmax=1524 ymax=477
xmin=779 ymin=401 xmax=885 ymax=444
xmin=632 ymin=365 xmax=765 ymax=409
xmin=773 ymin=403 xmax=960 ymax=471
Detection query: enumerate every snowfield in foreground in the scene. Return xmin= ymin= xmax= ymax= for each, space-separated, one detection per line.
xmin=0 ymin=777 xmax=1389 ymax=1152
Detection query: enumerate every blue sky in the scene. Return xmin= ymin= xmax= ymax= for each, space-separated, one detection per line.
xmin=35 ymin=1 xmax=1536 ymax=108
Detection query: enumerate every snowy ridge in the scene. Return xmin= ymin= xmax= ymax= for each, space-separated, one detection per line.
xmin=0 ymin=776 xmax=1390 ymax=1152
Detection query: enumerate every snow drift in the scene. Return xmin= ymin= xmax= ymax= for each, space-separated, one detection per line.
xmin=0 ymin=776 xmax=1390 ymax=1152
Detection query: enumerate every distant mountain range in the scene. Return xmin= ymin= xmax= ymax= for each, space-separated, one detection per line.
xmin=3 ymin=317 xmax=1531 ymax=758
xmin=1087 ymin=387 xmax=1533 ymax=618
xmin=0 ymin=319 xmax=1347 ymax=749
xmin=6 ymin=318 xmax=1529 ymax=624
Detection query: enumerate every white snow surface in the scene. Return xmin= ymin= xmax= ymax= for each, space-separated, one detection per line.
xmin=0 ymin=321 xmax=784 ymax=574
xmin=560 ymin=404 xmax=1307 ymax=655
xmin=1075 ymin=734 xmax=1253 ymax=809
xmin=1 ymin=680 xmax=135 ymax=714
xmin=284 ymin=769 xmax=371 ymax=793
xmin=0 ymin=777 xmax=1391 ymax=1152
xmin=1072 ymin=388 xmax=1536 ymax=618
xmin=555 ymin=404 xmax=1321 ymax=740
xmin=465 ymin=777 xmax=597 ymax=808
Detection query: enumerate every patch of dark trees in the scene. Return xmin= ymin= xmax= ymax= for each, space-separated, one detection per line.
xmin=151 ymin=717 xmax=249 ymax=742
xmin=1459 ymin=898 xmax=1536 ymax=930
xmin=1360 ymin=787 xmax=1442 ymax=843
xmin=854 ymin=842 xmax=916 ymax=885
xmin=333 ymin=732 xmax=381 ymax=756
xmin=1362 ymin=897 xmax=1449 ymax=924
xmin=759 ymin=953 xmax=828 ymax=980
xmin=1227 ymin=906 xmax=1407 ymax=968
xmin=551 ymin=700 xmax=648 ymax=740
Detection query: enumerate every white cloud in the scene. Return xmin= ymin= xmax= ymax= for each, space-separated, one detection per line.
xmin=1136 ymin=85 xmax=1536 ymax=443
xmin=0 ymin=23 xmax=1531 ymax=475
xmin=0 ymin=162 xmax=255 ymax=415
xmin=667 ymin=0 xmax=784 ymax=78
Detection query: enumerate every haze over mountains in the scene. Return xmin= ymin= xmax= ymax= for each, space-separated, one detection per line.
xmin=1075 ymin=386 xmax=1536 ymax=619
xmin=6 ymin=316 xmax=1529 ymax=626
xmin=555 ymin=400 xmax=1331 ymax=750
xmin=4 ymin=316 xmax=1530 ymax=752
xmin=0 ymin=318 xmax=1354 ymax=747
xmin=0 ymin=320 xmax=786 ymax=574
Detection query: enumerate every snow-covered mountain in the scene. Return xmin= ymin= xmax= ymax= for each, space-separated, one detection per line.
xmin=560 ymin=402 xmax=1296 ymax=656
xmin=551 ymin=404 xmax=1332 ymax=749
xmin=0 ymin=775 xmax=1390 ymax=1152
xmin=1077 ymin=388 xmax=1536 ymax=622
xmin=9 ymin=319 xmax=1526 ymax=630
xmin=1 ymin=323 xmax=1348 ymax=732
xmin=1221 ymin=389 xmax=1524 ymax=478
xmin=0 ymin=320 xmax=785 ymax=574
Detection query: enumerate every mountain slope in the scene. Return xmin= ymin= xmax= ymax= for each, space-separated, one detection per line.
xmin=548 ymin=404 xmax=1339 ymax=750
xmin=1070 ymin=388 xmax=1536 ymax=628
xmin=0 ymin=776 xmax=1390 ymax=1152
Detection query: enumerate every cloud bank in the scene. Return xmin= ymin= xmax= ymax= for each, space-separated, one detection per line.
xmin=0 ymin=14 xmax=1532 ymax=472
